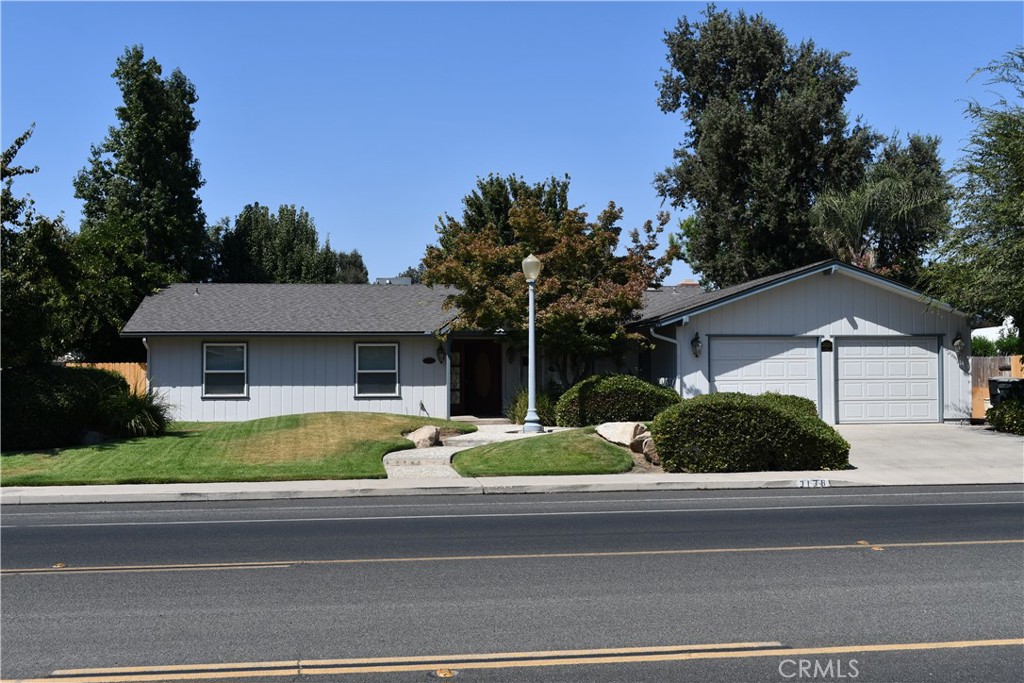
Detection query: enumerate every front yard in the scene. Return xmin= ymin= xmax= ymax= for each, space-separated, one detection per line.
xmin=0 ymin=413 xmax=475 ymax=486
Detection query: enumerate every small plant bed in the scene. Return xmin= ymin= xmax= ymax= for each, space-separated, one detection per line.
xmin=1 ymin=413 xmax=475 ymax=486
xmin=451 ymin=428 xmax=633 ymax=477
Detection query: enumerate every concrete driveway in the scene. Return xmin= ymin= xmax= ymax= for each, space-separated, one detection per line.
xmin=834 ymin=422 xmax=1024 ymax=486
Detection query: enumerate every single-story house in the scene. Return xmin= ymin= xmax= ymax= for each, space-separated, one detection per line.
xmin=121 ymin=260 xmax=976 ymax=425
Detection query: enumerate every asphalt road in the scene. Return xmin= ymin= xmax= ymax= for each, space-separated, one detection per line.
xmin=2 ymin=485 xmax=1022 ymax=683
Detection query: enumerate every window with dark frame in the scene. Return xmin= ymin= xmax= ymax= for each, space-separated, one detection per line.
xmin=203 ymin=343 xmax=247 ymax=397
xmin=356 ymin=343 xmax=399 ymax=397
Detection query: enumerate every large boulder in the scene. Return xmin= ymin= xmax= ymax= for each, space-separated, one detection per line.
xmin=595 ymin=422 xmax=647 ymax=448
xmin=406 ymin=425 xmax=441 ymax=448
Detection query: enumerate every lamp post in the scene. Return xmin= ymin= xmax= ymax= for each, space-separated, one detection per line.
xmin=522 ymin=254 xmax=544 ymax=433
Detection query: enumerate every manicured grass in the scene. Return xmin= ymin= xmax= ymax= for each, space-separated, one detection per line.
xmin=451 ymin=428 xmax=633 ymax=477
xmin=0 ymin=413 xmax=475 ymax=486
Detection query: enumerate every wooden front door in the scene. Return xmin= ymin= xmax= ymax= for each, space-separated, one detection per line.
xmin=450 ymin=340 xmax=503 ymax=417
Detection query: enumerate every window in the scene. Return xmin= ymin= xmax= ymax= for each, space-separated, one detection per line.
xmin=203 ymin=343 xmax=247 ymax=397
xmin=356 ymin=343 xmax=399 ymax=397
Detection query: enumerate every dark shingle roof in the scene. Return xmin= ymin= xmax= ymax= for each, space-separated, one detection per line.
xmin=122 ymin=283 xmax=457 ymax=336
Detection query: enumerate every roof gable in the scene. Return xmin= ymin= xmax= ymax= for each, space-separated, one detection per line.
xmin=639 ymin=260 xmax=962 ymax=327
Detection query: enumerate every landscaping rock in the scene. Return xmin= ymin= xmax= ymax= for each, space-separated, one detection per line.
xmin=629 ymin=430 xmax=652 ymax=454
xmin=642 ymin=437 xmax=660 ymax=465
xmin=596 ymin=422 xmax=647 ymax=447
xmin=406 ymin=425 xmax=441 ymax=448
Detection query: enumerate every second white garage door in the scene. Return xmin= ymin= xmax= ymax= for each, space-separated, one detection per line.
xmin=836 ymin=338 xmax=939 ymax=423
xmin=709 ymin=337 xmax=819 ymax=406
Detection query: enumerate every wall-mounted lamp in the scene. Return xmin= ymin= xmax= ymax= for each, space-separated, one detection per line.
xmin=436 ymin=344 xmax=447 ymax=364
xmin=690 ymin=332 xmax=703 ymax=358
xmin=952 ymin=331 xmax=965 ymax=356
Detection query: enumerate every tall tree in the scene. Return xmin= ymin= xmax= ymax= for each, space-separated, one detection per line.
xmin=656 ymin=4 xmax=878 ymax=287
xmin=926 ymin=49 xmax=1024 ymax=338
xmin=423 ymin=174 xmax=678 ymax=387
xmin=72 ymin=45 xmax=208 ymax=358
xmin=74 ymin=45 xmax=208 ymax=281
xmin=213 ymin=203 xmax=367 ymax=283
xmin=812 ymin=134 xmax=952 ymax=283
xmin=1 ymin=126 xmax=79 ymax=366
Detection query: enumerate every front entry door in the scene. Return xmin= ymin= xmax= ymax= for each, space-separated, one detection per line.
xmin=450 ymin=340 xmax=503 ymax=417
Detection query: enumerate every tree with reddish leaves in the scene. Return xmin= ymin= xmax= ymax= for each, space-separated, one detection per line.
xmin=423 ymin=174 xmax=679 ymax=388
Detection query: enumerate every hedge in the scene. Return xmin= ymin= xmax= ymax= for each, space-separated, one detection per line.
xmin=1 ymin=365 xmax=170 ymax=451
xmin=505 ymin=386 xmax=558 ymax=426
xmin=651 ymin=392 xmax=850 ymax=473
xmin=555 ymin=374 xmax=680 ymax=427
xmin=987 ymin=399 xmax=1024 ymax=435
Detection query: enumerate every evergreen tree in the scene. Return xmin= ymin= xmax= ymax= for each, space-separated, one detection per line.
xmin=656 ymin=5 xmax=877 ymax=287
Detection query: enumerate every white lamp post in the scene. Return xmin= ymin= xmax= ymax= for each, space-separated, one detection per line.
xmin=522 ymin=253 xmax=544 ymax=433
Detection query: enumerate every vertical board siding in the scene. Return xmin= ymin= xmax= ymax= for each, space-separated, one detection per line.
xmin=667 ymin=271 xmax=971 ymax=422
xmin=148 ymin=336 xmax=447 ymax=422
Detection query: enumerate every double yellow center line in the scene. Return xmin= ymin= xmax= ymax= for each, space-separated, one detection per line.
xmin=4 ymin=538 xmax=1022 ymax=576
xmin=4 ymin=639 xmax=1022 ymax=681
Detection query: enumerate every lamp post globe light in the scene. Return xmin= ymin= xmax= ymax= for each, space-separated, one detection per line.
xmin=521 ymin=254 xmax=544 ymax=433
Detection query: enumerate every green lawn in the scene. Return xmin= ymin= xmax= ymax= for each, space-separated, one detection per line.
xmin=0 ymin=413 xmax=475 ymax=486
xmin=452 ymin=428 xmax=633 ymax=477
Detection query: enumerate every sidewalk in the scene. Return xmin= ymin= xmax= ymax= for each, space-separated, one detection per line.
xmin=2 ymin=423 xmax=1021 ymax=505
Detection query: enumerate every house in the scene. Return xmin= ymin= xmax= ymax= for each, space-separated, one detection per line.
xmin=638 ymin=260 xmax=973 ymax=424
xmin=122 ymin=260 xmax=975 ymax=425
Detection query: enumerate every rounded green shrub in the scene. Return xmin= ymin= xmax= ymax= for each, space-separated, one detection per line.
xmin=505 ymin=386 xmax=558 ymax=426
xmin=2 ymin=365 xmax=129 ymax=450
xmin=758 ymin=392 xmax=820 ymax=418
xmin=99 ymin=389 xmax=172 ymax=439
xmin=555 ymin=374 xmax=680 ymax=427
xmin=651 ymin=392 xmax=850 ymax=473
xmin=987 ymin=399 xmax=1024 ymax=435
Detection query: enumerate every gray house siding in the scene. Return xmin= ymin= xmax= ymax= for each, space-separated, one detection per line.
xmin=148 ymin=336 xmax=447 ymax=422
xmin=661 ymin=270 xmax=971 ymax=424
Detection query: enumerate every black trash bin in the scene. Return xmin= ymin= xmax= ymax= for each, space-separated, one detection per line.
xmin=988 ymin=377 xmax=1024 ymax=408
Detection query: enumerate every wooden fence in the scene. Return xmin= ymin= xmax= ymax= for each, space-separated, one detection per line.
xmin=67 ymin=362 xmax=148 ymax=395
xmin=971 ymin=355 xmax=1023 ymax=420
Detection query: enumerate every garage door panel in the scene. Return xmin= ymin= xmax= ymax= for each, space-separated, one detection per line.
xmin=710 ymin=337 xmax=818 ymax=406
xmin=837 ymin=338 xmax=938 ymax=423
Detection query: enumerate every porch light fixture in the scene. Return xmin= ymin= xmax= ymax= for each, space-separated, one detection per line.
xmin=522 ymin=254 xmax=544 ymax=434
xmin=436 ymin=344 xmax=447 ymax=364
xmin=691 ymin=332 xmax=703 ymax=358
xmin=952 ymin=331 xmax=965 ymax=356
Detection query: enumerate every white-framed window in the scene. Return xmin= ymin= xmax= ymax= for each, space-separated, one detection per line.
xmin=356 ymin=343 xmax=399 ymax=397
xmin=203 ymin=342 xmax=247 ymax=397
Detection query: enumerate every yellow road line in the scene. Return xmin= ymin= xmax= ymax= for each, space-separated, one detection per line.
xmin=4 ymin=639 xmax=1022 ymax=682
xmin=4 ymin=538 xmax=1022 ymax=576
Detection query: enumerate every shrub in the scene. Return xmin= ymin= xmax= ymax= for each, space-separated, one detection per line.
xmin=651 ymin=392 xmax=850 ymax=473
xmin=99 ymin=389 xmax=172 ymax=438
xmin=2 ymin=365 xmax=129 ymax=451
xmin=987 ymin=399 xmax=1024 ymax=435
xmin=757 ymin=392 xmax=820 ymax=418
xmin=555 ymin=374 xmax=680 ymax=427
xmin=971 ymin=336 xmax=996 ymax=357
xmin=505 ymin=386 xmax=558 ymax=426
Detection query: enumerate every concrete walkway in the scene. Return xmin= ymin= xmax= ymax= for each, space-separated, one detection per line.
xmin=382 ymin=422 xmax=569 ymax=479
xmin=1 ymin=422 xmax=1020 ymax=505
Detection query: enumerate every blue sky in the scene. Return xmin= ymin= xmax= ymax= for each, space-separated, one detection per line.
xmin=2 ymin=1 xmax=1021 ymax=283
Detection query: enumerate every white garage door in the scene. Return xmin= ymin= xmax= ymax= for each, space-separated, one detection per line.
xmin=837 ymin=338 xmax=938 ymax=423
xmin=710 ymin=337 xmax=819 ymax=406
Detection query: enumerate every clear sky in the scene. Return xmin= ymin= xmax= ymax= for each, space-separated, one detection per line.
xmin=2 ymin=1 xmax=1021 ymax=283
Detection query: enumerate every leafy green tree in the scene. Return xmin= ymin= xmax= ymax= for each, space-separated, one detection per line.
xmin=71 ymin=45 xmax=208 ymax=358
xmin=926 ymin=49 xmax=1024 ymax=339
xmin=1 ymin=126 xmax=79 ymax=366
xmin=971 ymin=336 xmax=997 ymax=357
xmin=812 ymin=134 xmax=952 ymax=283
xmin=213 ymin=203 xmax=367 ymax=283
xmin=398 ymin=263 xmax=426 ymax=284
xmin=656 ymin=4 xmax=878 ymax=287
xmin=423 ymin=174 xmax=679 ymax=387
xmin=74 ymin=45 xmax=208 ymax=281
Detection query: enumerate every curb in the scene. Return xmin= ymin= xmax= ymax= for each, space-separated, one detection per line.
xmin=0 ymin=477 xmax=917 ymax=505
